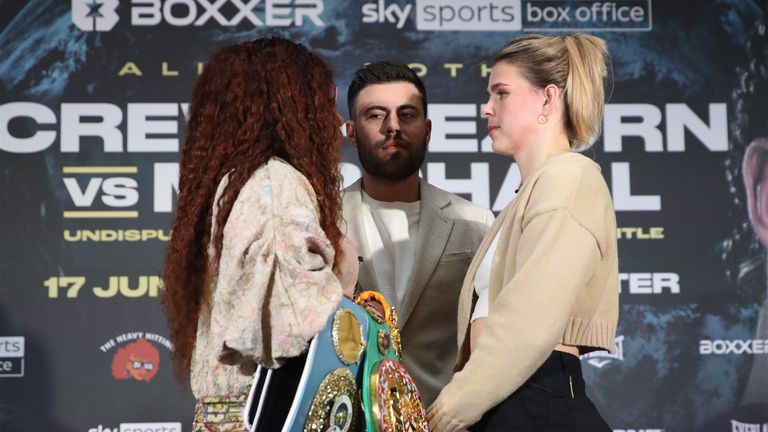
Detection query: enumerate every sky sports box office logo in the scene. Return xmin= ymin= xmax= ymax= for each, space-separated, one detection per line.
xmin=363 ymin=0 xmax=652 ymax=31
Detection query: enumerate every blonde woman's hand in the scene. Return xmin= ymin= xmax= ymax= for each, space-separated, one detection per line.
xmin=336 ymin=236 xmax=359 ymax=298
xmin=427 ymin=395 xmax=473 ymax=432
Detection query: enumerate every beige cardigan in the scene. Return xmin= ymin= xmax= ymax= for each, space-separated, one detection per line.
xmin=429 ymin=152 xmax=619 ymax=428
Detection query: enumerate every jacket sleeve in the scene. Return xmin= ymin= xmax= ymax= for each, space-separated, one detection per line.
xmin=429 ymin=207 xmax=600 ymax=428
xmin=209 ymin=164 xmax=343 ymax=370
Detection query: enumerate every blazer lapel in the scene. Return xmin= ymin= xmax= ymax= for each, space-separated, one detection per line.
xmin=342 ymin=180 xmax=378 ymax=294
xmin=398 ymin=180 xmax=453 ymax=326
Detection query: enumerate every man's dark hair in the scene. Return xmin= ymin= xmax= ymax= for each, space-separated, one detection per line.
xmin=347 ymin=61 xmax=428 ymax=118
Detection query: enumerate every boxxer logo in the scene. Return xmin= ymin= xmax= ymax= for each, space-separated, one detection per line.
xmin=71 ymin=0 xmax=325 ymax=30
xmin=699 ymin=339 xmax=768 ymax=355
xmin=72 ymin=0 xmax=120 ymax=31
xmin=131 ymin=0 xmax=325 ymax=27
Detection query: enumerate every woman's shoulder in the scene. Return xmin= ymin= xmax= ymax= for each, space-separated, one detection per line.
xmin=267 ymin=156 xmax=302 ymax=176
xmin=263 ymin=157 xmax=318 ymax=208
xmin=243 ymin=157 xmax=305 ymax=183
xmin=520 ymin=153 xmax=612 ymax=225
xmin=223 ymin=157 xmax=316 ymax=212
xmin=530 ymin=153 xmax=605 ymax=200
xmin=238 ymin=157 xmax=313 ymax=192
xmin=537 ymin=153 xmax=601 ymax=182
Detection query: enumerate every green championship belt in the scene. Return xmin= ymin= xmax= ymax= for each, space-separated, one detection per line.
xmin=357 ymin=291 xmax=430 ymax=432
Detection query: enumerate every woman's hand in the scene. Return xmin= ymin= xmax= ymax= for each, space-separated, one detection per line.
xmin=427 ymin=404 xmax=471 ymax=432
xmin=336 ymin=236 xmax=359 ymax=298
xmin=428 ymin=389 xmax=477 ymax=432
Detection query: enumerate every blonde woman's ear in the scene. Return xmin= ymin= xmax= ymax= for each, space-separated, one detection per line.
xmin=542 ymin=84 xmax=560 ymax=108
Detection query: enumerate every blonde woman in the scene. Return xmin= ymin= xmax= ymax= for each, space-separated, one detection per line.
xmin=428 ymin=34 xmax=618 ymax=432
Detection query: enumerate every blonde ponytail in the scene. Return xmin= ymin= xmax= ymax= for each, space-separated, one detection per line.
xmin=562 ymin=34 xmax=609 ymax=150
xmin=492 ymin=33 xmax=611 ymax=151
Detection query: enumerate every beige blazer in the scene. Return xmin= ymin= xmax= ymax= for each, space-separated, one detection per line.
xmin=342 ymin=178 xmax=493 ymax=405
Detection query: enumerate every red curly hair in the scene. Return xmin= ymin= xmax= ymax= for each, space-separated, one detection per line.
xmin=162 ymin=38 xmax=344 ymax=383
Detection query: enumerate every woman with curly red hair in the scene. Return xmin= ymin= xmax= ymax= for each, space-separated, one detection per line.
xmin=162 ymin=37 xmax=357 ymax=431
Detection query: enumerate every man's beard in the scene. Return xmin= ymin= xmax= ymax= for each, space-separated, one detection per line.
xmin=357 ymin=134 xmax=427 ymax=182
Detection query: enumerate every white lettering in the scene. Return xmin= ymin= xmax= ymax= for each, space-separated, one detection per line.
xmin=0 ymin=102 xmax=56 ymax=153
xmin=132 ymin=0 xmax=163 ymax=25
xmin=700 ymin=339 xmax=768 ymax=355
xmin=428 ymin=104 xmax=477 ymax=153
xmin=101 ymin=178 xmax=140 ymax=207
xmin=618 ymin=273 xmax=680 ymax=294
xmin=604 ymin=104 xmax=663 ymax=153
xmin=61 ymin=103 xmax=123 ymax=153
xmin=163 ymin=0 xmax=197 ymax=26
xmin=119 ymin=422 xmax=182 ymax=432
xmin=611 ymin=162 xmax=661 ymax=211
xmin=127 ymin=103 xmax=179 ymax=152
xmin=665 ymin=103 xmax=728 ymax=152
xmin=229 ymin=0 xmax=263 ymax=25
xmin=267 ymin=0 xmax=293 ymax=25
xmin=154 ymin=163 xmax=180 ymax=212
xmin=427 ymin=162 xmax=490 ymax=208
xmin=63 ymin=178 xmax=103 ymax=207
xmin=131 ymin=0 xmax=323 ymax=27
xmin=195 ymin=0 xmax=229 ymax=25
xmin=294 ymin=0 xmax=324 ymax=26
xmin=361 ymin=0 xmax=412 ymax=29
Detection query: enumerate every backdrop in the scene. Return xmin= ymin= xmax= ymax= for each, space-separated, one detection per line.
xmin=1 ymin=1 xmax=766 ymax=431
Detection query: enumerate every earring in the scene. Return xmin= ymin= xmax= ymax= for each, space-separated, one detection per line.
xmin=537 ymin=113 xmax=548 ymax=124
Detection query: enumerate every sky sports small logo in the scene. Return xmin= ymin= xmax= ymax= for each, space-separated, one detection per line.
xmin=0 ymin=336 xmax=25 ymax=377
xmin=88 ymin=422 xmax=182 ymax=432
xmin=362 ymin=0 xmax=651 ymax=31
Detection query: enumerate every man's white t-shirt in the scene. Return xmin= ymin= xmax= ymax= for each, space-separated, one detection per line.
xmin=361 ymin=191 xmax=420 ymax=308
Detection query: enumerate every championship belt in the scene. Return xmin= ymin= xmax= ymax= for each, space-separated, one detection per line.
xmin=358 ymin=292 xmax=429 ymax=432
xmin=243 ymin=293 xmax=430 ymax=432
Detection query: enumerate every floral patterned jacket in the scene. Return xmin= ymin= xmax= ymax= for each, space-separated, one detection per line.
xmin=191 ymin=157 xmax=342 ymax=398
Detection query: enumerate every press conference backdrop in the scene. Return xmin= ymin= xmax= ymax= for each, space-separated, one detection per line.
xmin=1 ymin=0 xmax=766 ymax=431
